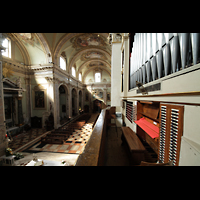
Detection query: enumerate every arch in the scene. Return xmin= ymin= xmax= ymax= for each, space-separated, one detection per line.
xmin=68 ymin=48 xmax=111 ymax=73
xmin=53 ymin=33 xmax=110 ymax=66
xmin=82 ymin=66 xmax=111 ymax=83
xmin=57 ymin=83 xmax=69 ymax=94
xmin=78 ymin=90 xmax=83 ymax=112
xmin=9 ymin=33 xmax=31 ymax=65
xmin=77 ymin=59 xmax=111 ymax=73
xmin=58 ymin=84 xmax=69 ymax=123
xmin=36 ymin=33 xmax=52 ymax=63
xmin=71 ymin=87 xmax=78 ymax=116
xmin=53 ymin=33 xmax=81 ymax=66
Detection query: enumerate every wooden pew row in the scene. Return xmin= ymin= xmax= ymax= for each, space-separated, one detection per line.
xmin=41 ymin=114 xmax=91 ymax=145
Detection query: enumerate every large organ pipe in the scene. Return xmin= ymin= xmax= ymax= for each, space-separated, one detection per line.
xmin=190 ymin=33 xmax=200 ymax=65
xmin=142 ymin=33 xmax=147 ymax=84
xmin=170 ymin=34 xmax=179 ymax=73
xmin=156 ymin=49 xmax=163 ymax=78
xmin=151 ymin=33 xmax=158 ymax=80
xmin=146 ymin=61 xmax=151 ymax=83
xmin=178 ymin=33 xmax=189 ymax=69
xmin=144 ymin=33 xmax=147 ymax=63
xmin=139 ymin=33 xmax=143 ymax=83
xmin=142 ymin=64 xmax=146 ymax=84
xmin=157 ymin=33 xmax=165 ymax=79
xmin=146 ymin=33 xmax=152 ymax=83
xmin=163 ymin=33 xmax=171 ymax=76
xmin=151 ymin=56 xmax=157 ymax=80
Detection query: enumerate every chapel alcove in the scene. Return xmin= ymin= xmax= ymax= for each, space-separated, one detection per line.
xmin=72 ymin=88 xmax=77 ymax=116
xmin=59 ymin=85 xmax=69 ymax=122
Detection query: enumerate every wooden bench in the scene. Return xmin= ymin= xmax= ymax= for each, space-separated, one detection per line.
xmin=121 ymin=126 xmax=146 ymax=165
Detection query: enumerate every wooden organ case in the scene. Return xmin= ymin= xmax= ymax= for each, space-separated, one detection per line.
xmin=135 ymin=101 xmax=184 ymax=166
xmin=159 ymin=103 xmax=184 ymax=166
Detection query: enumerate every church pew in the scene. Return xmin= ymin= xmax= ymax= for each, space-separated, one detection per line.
xmin=41 ymin=135 xmax=66 ymax=144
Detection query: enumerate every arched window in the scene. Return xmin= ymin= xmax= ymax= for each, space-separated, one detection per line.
xmin=79 ymin=73 xmax=82 ymax=81
xmin=72 ymin=66 xmax=76 ymax=77
xmin=60 ymin=56 xmax=66 ymax=70
xmin=95 ymin=72 xmax=101 ymax=82
xmin=2 ymin=38 xmax=11 ymax=58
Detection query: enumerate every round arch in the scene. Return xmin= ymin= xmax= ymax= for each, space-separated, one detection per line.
xmin=9 ymin=33 xmax=31 ymax=65
xmin=58 ymin=84 xmax=69 ymax=122
xmin=36 ymin=33 xmax=52 ymax=63
xmin=71 ymin=87 xmax=78 ymax=116
xmin=78 ymin=90 xmax=83 ymax=112
xmin=82 ymin=66 xmax=111 ymax=83
xmin=78 ymin=59 xmax=111 ymax=72
xmin=53 ymin=33 xmax=110 ymax=66
xmin=53 ymin=33 xmax=82 ymax=66
xmin=68 ymin=48 xmax=111 ymax=74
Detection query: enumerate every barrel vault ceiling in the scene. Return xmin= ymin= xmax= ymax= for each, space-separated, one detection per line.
xmin=9 ymin=33 xmax=111 ymax=83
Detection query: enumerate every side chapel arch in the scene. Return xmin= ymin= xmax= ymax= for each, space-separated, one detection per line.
xmin=58 ymin=84 xmax=69 ymax=123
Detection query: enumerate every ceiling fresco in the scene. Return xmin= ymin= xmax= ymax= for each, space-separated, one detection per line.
xmin=8 ymin=33 xmax=111 ymax=83
xmin=81 ymin=51 xmax=106 ymax=61
xmin=70 ymin=33 xmax=107 ymax=49
xmin=89 ymin=61 xmax=104 ymax=67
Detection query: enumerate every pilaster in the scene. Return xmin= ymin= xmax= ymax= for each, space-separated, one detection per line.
xmin=0 ymin=33 xmax=7 ymax=156
xmin=123 ymin=34 xmax=130 ymax=97
xmin=111 ymin=35 xmax=122 ymax=107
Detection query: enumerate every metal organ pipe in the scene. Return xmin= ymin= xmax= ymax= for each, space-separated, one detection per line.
xmin=146 ymin=33 xmax=152 ymax=83
xmin=151 ymin=33 xmax=158 ymax=81
xmin=178 ymin=33 xmax=189 ymax=69
xmin=163 ymin=33 xmax=171 ymax=76
xmin=170 ymin=33 xmax=179 ymax=73
xmin=142 ymin=33 xmax=147 ymax=84
xmin=190 ymin=33 xmax=200 ymax=65
xmin=129 ymin=32 xmax=199 ymax=90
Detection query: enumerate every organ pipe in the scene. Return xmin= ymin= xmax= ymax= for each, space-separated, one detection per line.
xmin=129 ymin=33 xmax=199 ymax=89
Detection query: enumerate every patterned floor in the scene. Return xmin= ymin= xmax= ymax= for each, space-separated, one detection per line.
xmin=8 ymin=129 xmax=45 ymax=151
xmin=25 ymin=113 xmax=99 ymax=154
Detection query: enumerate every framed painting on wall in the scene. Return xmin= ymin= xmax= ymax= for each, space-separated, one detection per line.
xmin=32 ymin=85 xmax=47 ymax=110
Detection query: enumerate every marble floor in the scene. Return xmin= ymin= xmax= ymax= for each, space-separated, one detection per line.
xmin=12 ymin=113 xmax=99 ymax=166
xmin=25 ymin=114 xmax=98 ymax=154
xmin=8 ymin=128 xmax=46 ymax=151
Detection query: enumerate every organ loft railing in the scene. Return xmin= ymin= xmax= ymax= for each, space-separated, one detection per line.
xmin=129 ymin=33 xmax=200 ymax=89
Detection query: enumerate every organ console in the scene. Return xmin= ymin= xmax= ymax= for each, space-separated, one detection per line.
xmin=134 ymin=101 xmax=184 ymax=166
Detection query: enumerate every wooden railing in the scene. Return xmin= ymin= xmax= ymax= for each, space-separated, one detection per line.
xmin=75 ymin=109 xmax=107 ymax=166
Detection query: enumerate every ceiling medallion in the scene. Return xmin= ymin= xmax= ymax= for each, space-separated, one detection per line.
xmin=71 ymin=33 xmax=106 ymax=49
